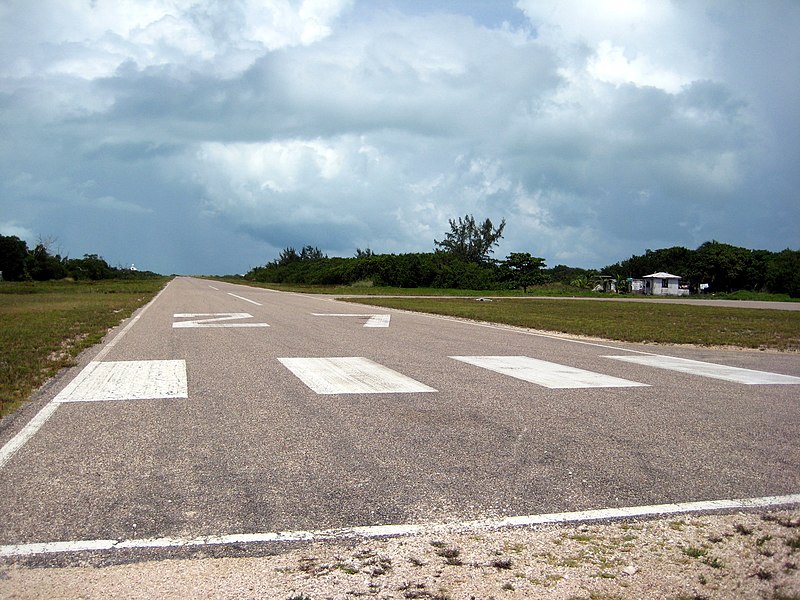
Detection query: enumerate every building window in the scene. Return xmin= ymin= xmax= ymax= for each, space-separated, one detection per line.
xmin=662 ymin=278 xmax=669 ymax=288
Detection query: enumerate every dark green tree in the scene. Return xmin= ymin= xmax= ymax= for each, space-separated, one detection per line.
xmin=26 ymin=243 xmax=66 ymax=281
xmin=434 ymin=214 xmax=506 ymax=264
xmin=299 ymin=245 xmax=325 ymax=260
xmin=691 ymin=241 xmax=753 ymax=292
xmin=504 ymin=252 xmax=546 ymax=292
xmin=276 ymin=247 xmax=300 ymax=265
xmin=0 ymin=235 xmax=29 ymax=281
xmin=65 ymin=254 xmax=113 ymax=280
xmin=766 ymin=249 xmax=800 ymax=297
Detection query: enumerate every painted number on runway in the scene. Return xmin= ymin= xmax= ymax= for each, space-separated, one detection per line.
xmin=173 ymin=313 xmax=269 ymax=328
xmin=312 ymin=313 xmax=391 ymax=328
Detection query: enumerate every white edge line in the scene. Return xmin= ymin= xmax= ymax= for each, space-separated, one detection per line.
xmin=0 ymin=280 xmax=173 ymax=471
xmin=0 ymin=402 xmax=60 ymax=469
xmin=2 ymin=493 xmax=798 ymax=558
xmin=227 ymin=292 xmax=262 ymax=306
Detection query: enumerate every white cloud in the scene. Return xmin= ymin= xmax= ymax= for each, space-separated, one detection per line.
xmin=518 ymin=0 xmax=715 ymax=93
xmin=0 ymin=0 xmax=353 ymax=80
xmin=587 ymin=40 xmax=688 ymax=93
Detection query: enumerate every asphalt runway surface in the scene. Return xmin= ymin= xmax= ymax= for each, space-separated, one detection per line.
xmin=1 ymin=277 xmax=798 ymax=562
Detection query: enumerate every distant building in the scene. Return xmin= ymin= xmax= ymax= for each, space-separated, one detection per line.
xmin=641 ymin=272 xmax=689 ymax=296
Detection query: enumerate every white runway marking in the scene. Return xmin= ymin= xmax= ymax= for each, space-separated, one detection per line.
xmin=227 ymin=292 xmax=261 ymax=306
xmin=606 ymin=355 xmax=800 ymax=385
xmin=451 ymin=355 xmax=648 ymax=389
xmin=1 ymin=493 xmax=797 ymax=558
xmin=173 ymin=313 xmax=269 ymax=328
xmin=0 ymin=402 xmax=60 ymax=470
xmin=312 ymin=313 xmax=391 ymax=327
xmin=278 ymin=357 xmax=436 ymax=394
xmin=208 ymin=285 xmax=220 ymax=290
xmin=52 ymin=360 xmax=188 ymax=402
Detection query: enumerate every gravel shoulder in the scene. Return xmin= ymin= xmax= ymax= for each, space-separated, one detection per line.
xmin=1 ymin=509 xmax=798 ymax=599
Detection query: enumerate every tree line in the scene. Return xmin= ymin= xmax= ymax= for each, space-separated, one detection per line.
xmin=246 ymin=215 xmax=543 ymax=291
xmin=601 ymin=241 xmax=800 ymax=297
xmin=0 ymin=235 xmax=161 ymax=281
xmin=246 ymin=216 xmax=799 ymax=297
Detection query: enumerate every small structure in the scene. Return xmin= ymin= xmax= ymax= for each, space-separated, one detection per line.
xmin=592 ymin=275 xmax=617 ymax=293
xmin=642 ymin=272 xmax=689 ymax=296
xmin=628 ymin=278 xmax=644 ymax=293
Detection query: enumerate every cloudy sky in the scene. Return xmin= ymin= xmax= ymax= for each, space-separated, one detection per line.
xmin=1 ymin=1 xmax=798 ymax=275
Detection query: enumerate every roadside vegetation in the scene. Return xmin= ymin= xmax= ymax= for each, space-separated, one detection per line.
xmin=241 ymin=215 xmax=800 ymax=298
xmin=0 ymin=279 xmax=168 ymax=417
xmin=0 ymin=234 xmax=162 ymax=282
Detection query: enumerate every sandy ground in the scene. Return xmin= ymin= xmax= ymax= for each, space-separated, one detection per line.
xmin=1 ymin=509 xmax=798 ymax=599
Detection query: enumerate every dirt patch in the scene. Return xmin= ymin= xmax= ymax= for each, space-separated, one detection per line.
xmin=1 ymin=510 xmax=798 ymax=599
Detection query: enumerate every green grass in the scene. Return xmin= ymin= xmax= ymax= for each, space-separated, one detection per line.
xmin=0 ymin=279 xmax=169 ymax=417
xmin=341 ymin=297 xmax=800 ymax=351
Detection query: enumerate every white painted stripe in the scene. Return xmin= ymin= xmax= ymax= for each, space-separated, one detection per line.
xmin=451 ymin=355 xmax=648 ymax=389
xmin=173 ymin=313 xmax=269 ymax=328
xmin=1 ymin=493 xmax=797 ymax=558
xmin=0 ymin=281 xmax=172 ymax=470
xmin=0 ymin=402 xmax=61 ymax=469
xmin=605 ymin=354 xmax=800 ymax=385
xmin=53 ymin=360 xmax=188 ymax=403
xmin=208 ymin=285 xmax=220 ymax=290
xmin=312 ymin=313 xmax=391 ymax=328
xmin=364 ymin=314 xmax=391 ymax=328
xmin=227 ymin=292 xmax=262 ymax=306
xmin=278 ymin=357 xmax=437 ymax=394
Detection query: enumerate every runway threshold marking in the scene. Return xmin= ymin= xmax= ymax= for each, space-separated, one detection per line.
xmin=605 ymin=355 xmax=800 ymax=385
xmin=173 ymin=313 xmax=269 ymax=328
xmin=1 ymin=493 xmax=797 ymax=558
xmin=312 ymin=313 xmax=391 ymax=327
xmin=451 ymin=355 xmax=648 ymax=389
xmin=278 ymin=357 xmax=436 ymax=394
xmin=52 ymin=360 xmax=188 ymax=403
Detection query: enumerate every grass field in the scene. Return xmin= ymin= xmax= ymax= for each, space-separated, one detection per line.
xmin=0 ymin=279 xmax=168 ymax=417
xmin=343 ymin=296 xmax=800 ymax=351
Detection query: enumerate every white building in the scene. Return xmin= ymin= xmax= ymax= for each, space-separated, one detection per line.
xmin=642 ymin=272 xmax=689 ymax=296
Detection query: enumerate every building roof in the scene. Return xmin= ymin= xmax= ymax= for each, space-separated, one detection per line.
xmin=643 ymin=272 xmax=682 ymax=279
